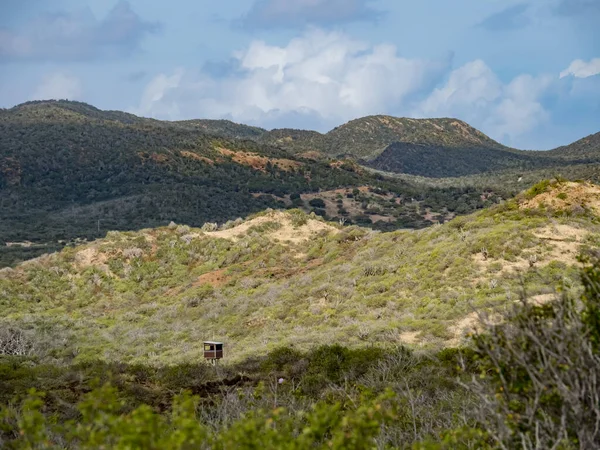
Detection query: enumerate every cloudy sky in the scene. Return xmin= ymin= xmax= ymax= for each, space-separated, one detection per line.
xmin=0 ymin=0 xmax=598 ymax=149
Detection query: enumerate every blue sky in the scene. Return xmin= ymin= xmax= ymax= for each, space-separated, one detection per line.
xmin=0 ymin=0 xmax=598 ymax=149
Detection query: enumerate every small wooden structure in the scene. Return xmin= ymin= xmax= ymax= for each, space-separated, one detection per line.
xmin=204 ymin=341 xmax=224 ymax=362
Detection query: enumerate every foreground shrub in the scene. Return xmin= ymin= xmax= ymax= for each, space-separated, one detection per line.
xmin=469 ymin=251 xmax=600 ymax=449
xmin=0 ymin=385 xmax=395 ymax=449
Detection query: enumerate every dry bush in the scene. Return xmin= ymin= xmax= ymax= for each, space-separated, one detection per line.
xmin=0 ymin=326 xmax=34 ymax=356
xmin=467 ymin=252 xmax=600 ymax=449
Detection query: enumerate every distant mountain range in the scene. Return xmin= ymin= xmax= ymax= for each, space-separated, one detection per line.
xmin=1 ymin=100 xmax=598 ymax=266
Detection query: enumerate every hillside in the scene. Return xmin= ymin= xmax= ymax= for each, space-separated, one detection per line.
xmin=258 ymin=116 xmax=600 ymax=177
xmin=363 ymin=141 xmax=544 ymax=177
xmin=172 ymin=119 xmax=266 ymax=140
xmin=258 ymin=116 xmax=509 ymax=161
xmin=1 ymin=101 xmax=508 ymax=267
xmin=544 ymin=131 xmax=600 ymax=160
xmin=2 ymin=180 xmax=598 ymax=365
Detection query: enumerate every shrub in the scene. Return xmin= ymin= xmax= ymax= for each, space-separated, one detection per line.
xmin=308 ymin=198 xmax=326 ymax=208
xmin=469 ymin=251 xmax=600 ymax=448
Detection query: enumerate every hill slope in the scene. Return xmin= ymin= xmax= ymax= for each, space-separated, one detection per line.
xmin=259 ymin=115 xmax=600 ymax=177
xmin=258 ymin=116 xmax=509 ymax=160
xmin=2 ymin=101 xmax=510 ymax=266
xmin=2 ymin=181 xmax=599 ymax=364
xmin=544 ymin=131 xmax=600 ymax=160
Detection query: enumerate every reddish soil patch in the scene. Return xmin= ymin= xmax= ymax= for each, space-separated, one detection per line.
xmin=217 ymin=147 xmax=302 ymax=172
xmin=194 ymin=269 xmax=229 ymax=287
xmin=138 ymin=152 xmax=169 ymax=164
xmin=180 ymin=151 xmax=214 ymax=165
xmin=149 ymin=153 xmax=169 ymax=163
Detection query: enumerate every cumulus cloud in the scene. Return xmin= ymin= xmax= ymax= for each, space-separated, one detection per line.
xmin=417 ymin=60 xmax=503 ymax=117
xmin=239 ymin=0 xmax=383 ymax=29
xmin=30 ymin=72 xmax=83 ymax=100
xmin=132 ymin=30 xmax=448 ymax=129
xmin=132 ymin=29 xmax=567 ymax=146
xmin=0 ymin=1 xmax=160 ymax=62
xmin=560 ymin=58 xmax=600 ymax=78
xmin=416 ymin=60 xmax=553 ymax=144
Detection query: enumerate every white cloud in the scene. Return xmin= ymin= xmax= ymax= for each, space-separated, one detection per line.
xmin=417 ymin=60 xmax=503 ymax=117
xmin=31 ymin=72 xmax=83 ymax=100
xmin=485 ymin=74 xmax=553 ymax=141
xmin=132 ymin=29 xmax=446 ymax=129
xmin=415 ymin=61 xmax=553 ymax=144
xmin=559 ymin=58 xmax=600 ymax=78
xmin=132 ymin=29 xmax=561 ymax=146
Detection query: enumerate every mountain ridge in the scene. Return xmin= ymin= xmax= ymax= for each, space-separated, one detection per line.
xmin=4 ymin=100 xmax=598 ymax=161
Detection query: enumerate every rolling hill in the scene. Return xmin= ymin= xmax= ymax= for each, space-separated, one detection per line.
xmin=1 ymin=180 xmax=599 ymax=364
xmin=255 ymin=116 xmax=600 ymax=177
xmin=1 ymin=101 xmax=510 ymax=267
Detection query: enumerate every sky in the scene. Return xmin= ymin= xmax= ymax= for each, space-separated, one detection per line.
xmin=0 ymin=0 xmax=598 ymax=149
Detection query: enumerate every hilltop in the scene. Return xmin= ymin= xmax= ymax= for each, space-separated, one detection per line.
xmin=2 ymin=180 xmax=598 ymax=364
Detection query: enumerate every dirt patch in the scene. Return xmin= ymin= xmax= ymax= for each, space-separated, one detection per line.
xmin=73 ymin=246 xmax=115 ymax=277
xmin=520 ymin=182 xmax=600 ymax=216
xmin=472 ymin=223 xmax=589 ymax=275
xmin=399 ymin=331 xmax=420 ymax=345
xmin=298 ymin=151 xmax=323 ymax=160
xmin=179 ymin=151 xmax=214 ymax=165
xmin=74 ymin=247 xmax=106 ymax=268
xmin=530 ymin=293 xmax=556 ymax=305
xmin=251 ymin=192 xmax=291 ymax=205
xmin=194 ymin=269 xmax=229 ymax=287
xmin=5 ymin=241 xmax=34 ymax=248
xmin=450 ymin=120 xmax=481 ymax=143
xmin=207 ymin=211 xmax=337 ymax=244
xmin=533 ymin=224 xmax=587 ymax=242
xmin=217 ymin=147 xmax=302 ymax=172
xmin=447 ymin=312 xmax=494 ymax=347
xmin=370 ymin=214 xmax=395 ymax=224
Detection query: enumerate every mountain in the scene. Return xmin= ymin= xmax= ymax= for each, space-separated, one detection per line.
xmin=257 ymin=115 xmax=600 ymax=177
xmin=1 ymin=180 xmax=599 ymax=365
xmin=544 ymin=131 xmax=600 ymax=160
xmin=173 ymin=119 xmax=266 ymax=140
xmin=1 ymin=101 xmax=508 ymax=267
xmin=364 ymin=142 xmax=543 ymax=177
xmin=257 ymin=116 xmax=508 ymax=160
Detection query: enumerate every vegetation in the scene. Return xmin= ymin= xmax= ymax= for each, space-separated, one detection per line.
xmin=1 ymin=181 xmax=599 ymax=366
xmin=0 ymin=101 xmax=531 ymax=267
xmin=259 ymin=115 xmax=509 ymax=160
xmin=1 ymin=250 xmax=599 ymax=448
xmin=2 ymin=99 xmax=600 ymax=448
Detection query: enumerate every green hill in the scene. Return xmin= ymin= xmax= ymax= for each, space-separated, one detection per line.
xmin=172 ymin=119 xmax=266 ymax=140
xmin=2 ymin=101 xmax=512 ymax=267
xmin=544 ymin=131 xmax=600 ymax=160
xmin=258 ymin=116 xmax=508 ymax=161
xmin=258 ymin=115 xmax=600 ymax=177
xmin=2 ymin=180 xmax=598 ymax=365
